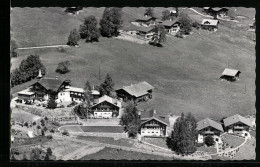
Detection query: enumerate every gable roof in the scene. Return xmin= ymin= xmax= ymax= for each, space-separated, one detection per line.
xmin=135 ymin=26 xmax=155 ymax=33
xmin=118 ymin=81 xmax=154 ymax=97
xmin=162 ymin=19 xmax=179 ymax=27
xmin=197 ymin=118 xmax=224 ymax=132
xmin=91 ymin=95 xmax=121 ymax=108
xmin=35 ymin=78 xmax=67 ymax=92
xmin=135 ymin=15 xmax=156 ymax=22
xmin=201 ymin=19 xmax=219 ymax=26
xmin=223 ymin=114 xmax=253 ymax=127
xmin=221 ymin=68 xmax=241 ymax=77
xmin=141 ymin=109 xmax=169 ymax=125
xmin=18 ymin=87 xmax=35 ymax=96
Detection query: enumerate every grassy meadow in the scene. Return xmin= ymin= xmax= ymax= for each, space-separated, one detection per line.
xmin=10 ymin=7 xmax=256 ymax=120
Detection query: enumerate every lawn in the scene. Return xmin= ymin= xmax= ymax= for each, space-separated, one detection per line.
xmin=59 ymin=125 xmax=124 ymax=133
xmin=10 ymin=7 xmax=256 ymax=120
xmin=143 ymin=137 xmax=169 ymax=149
xmin=222 ymin=134 xmax=245 ymax=148
xmin=11 ymin=108 xmax=42 ymax=123
xmin=77 ymin=136 xmax=135 ymax=148
xmin=80 ymin=147 xmax=173 ymax=160
xmin=197 ymin=146 xmax=217 ymax=154
xmin=233 ymin=138 xmax=256 ymax=160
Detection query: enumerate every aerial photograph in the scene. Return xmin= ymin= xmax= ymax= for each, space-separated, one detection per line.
xmin=10 ymin=6 xmax=256 ymax=160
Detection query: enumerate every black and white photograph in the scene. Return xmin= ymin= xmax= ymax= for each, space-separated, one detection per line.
xmin=10 ymin=6 xmax=256 ymax=161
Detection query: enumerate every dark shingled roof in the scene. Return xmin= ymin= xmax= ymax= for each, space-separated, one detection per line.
xmin=197 ymin=118 xmax=224 ymax=132
xmin=135 ymin=15 xmax=156 ymax=22
xmin=161 ymin=19 xmax=179 ymax=27
xmin=223 ymin=114 xmax=253 ymax=127
xmin=118 ymin=81 xmax=154 ymax=97
xmin=36 ymin=78 xmax=66 ymax=91
xmin=141 ymin=109 xmax=169 ymax=126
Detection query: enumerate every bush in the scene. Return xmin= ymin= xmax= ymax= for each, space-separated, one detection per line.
xmin=60 ymin=105 xmax=65 ymax=108
xmin=47 ymin=135 xmax=53 ymax=140
xmin=205 ymin=136 xmax=215 ymax=147
xmin=47 ymin=98 xmax=57 ymax=109
xmin=50 ymin=129 xmax=55 ymax=133
xmin=40 ymin=119 xmax=45 ymax=126
xmin=50 ymin=121 xmax=60 ymax=127
xmin=67 ymin=28 xmax=80 ymax=46
xmin=37 ymin=125 xmax=41 ymax=129
xmin=192 ymin=21 xmax=200 ymax=29
xmin=175 ymin=31 xmax=183 ymax=38
xmin=55 ymin=60 xmax=71 ymax=74
xmin=62 ymin=130 xmax=69 ymax=136
xmin=32 ymin=122 xmax=36 ymax=126
xmin=24 ymin=122 xmax=28 ymax=127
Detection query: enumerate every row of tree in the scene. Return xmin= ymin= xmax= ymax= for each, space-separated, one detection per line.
xmin=67 ymin=7 xmax=123 ymax=46
xmin=11 ymin=55 xmax=46 ymax=87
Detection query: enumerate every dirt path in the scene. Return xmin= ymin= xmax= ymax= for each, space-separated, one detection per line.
xmin=18 ymin=45 xmax=69 ymax=50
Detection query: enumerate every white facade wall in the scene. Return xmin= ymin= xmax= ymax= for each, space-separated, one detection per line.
xmin=57 ymin=91 xmax=71 ymax=103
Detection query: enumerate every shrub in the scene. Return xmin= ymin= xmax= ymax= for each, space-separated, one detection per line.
xmin=37 ymin=125 xmax=41 ymax=129
xmin=50 ymin=129 xmax=55 ymax=133
xmin=44 ymin=117 xmax=48 ymax=121
xmin=60 ymin=105 xmax=65 ymax=108
xmin=205 ymin=136 xmax=215 ymax=147
xmin=47 ymin=98 xmax=57 ymax=109
xmin=62 ymin=130 xmax=69 ymax=136
xmin=41 ymin=129 xmax=45 ymax=136
xmin=192 ymin=21 xmax=200 ymax=29
xmin=67 ymin=28 xmax=80 ymax=46
xmin=47 ymin=135 xmax=53 ymax=140
xmin=40 ymin=119 xmax=45 ymax=126
xmin=32 ymin=122 xmax=36 ymax=126
xmin=175 ymin=31 xmax=183 ymax=38
xmin=24 ymin=122 xmax=28 ymax=127
xmin=55 ymin=61 xmax=71 ymax=74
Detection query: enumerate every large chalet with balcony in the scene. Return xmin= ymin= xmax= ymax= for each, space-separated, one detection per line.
xmin=139 ymin=109 xmax=169 ymax=137
xmin=90 ymin=95 xmax=122 ymax=119
xmin=116 ymin=81 xmax=154 ymax=103
xmin=161 ymin=19 xmax=180 ymax=35
xmin=223 ymin=114 xmax=253 ymax=137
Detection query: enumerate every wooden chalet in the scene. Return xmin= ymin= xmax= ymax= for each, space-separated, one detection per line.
xmin=133 ymin=15 xmax=157 ymax=27
xmin=16 ymin=88 xmax=35 ymax=104
xmin=203 ymin=7 xmax=229 ymax=17
xmin=30 ymin=78 xmax=70 ymax=101
xmin=116 ymin=81 xmax=154 ymax=103
xmin=223 ymin=114 xmax=253 ymax=137
xmin=201 ymin=19 xmax=220 ymax=31
xmin=161 ymin=19 xmax=180 ymax=35
xmin=140 ymin=109 xmax=169 ymax=137
xmin=220 ymin=68 xmax=241 ymax=81
xmin=90 ymin=95 xmax=122 ymax=118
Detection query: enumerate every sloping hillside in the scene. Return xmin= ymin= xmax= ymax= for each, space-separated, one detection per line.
xmin=10 ymin=7 xmax=255 ymax=120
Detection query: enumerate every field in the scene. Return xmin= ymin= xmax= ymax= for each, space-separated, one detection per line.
xmin=221 ymin=134 xmax=245 ymax=148
xmin=11 ymin=107 xmax=42 ymax=123
xmin=10 ymin=7 xmax=255 ymax=120
xmin=59 ymin=125 xmax=124 ymax=133
xmin=80 ymin=147 xmax=173 ymax=160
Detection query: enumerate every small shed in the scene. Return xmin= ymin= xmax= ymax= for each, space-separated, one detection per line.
xmin=220 ymin=68 xmax=241 ymax=81
xmin=201 ymin=19 xmax=220 ymax=31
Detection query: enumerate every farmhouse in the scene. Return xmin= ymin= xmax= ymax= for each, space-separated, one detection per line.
xmin=201 ymin=19 xmax=220 ymax=31
xmin=220 ymin=68 xmax=241 ymax=81
xmin=90 ymin=95 xmax=122 ymax=119
xmin=116 ymin=81 xmax=154 ymax=103
xmin=30 ymin=78 xmax=70 ymax=101
xmin=196 ymin=118 xmax=224 ymax=143
xmin=140 ymin=109 xmax=169 ymax=137
xmin=17 ymin=88 xmax=35 ymax=104
xmin=132 ymin=15 xmax=157 ymax=27
xmin=223 ymin=114 xmax=253 ymax=137
xmin=57 ymin=86 xmax=85 ymax=103
xmin=203 ymin=7 xmax=229 ymax=17
xmin=161 ymin=19 xmax=180 ymax=35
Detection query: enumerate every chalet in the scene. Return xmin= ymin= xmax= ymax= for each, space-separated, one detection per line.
xmin=64 ymin=7 xmax=83 ymax=15
xmin=135 ymin=26 xmax=155 ymax=40
xmin=116 ymin=81 xmax=154 ymax=103
xmin=220 ymin=68 xmax=241 ymax=81
xmin=161 ymin=19 xmax=180 ymax=35
xmin=90 ymin=95 xmax=122 ymax=119
xmin=140 ymin=109 xmax=169 ymax=137
xmin=201 ymin=19 xmax=220 ymax=31
xmin=132 ymin=15 xmax=157 ymax=27
xmin=196 ymin=118 xmax=224 ymax=143
xmin=223 ymin=114 xmax=253 ymax=137
xmin=16 ymin=88 xmax=35 ymax=104
xmin=203 ymin=7 xmax=229 ymax=17
xmin=57 ymin=86 xmax=85 ymax=103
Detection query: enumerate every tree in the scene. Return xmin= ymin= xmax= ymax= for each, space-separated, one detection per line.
xmin=10 ymin=39 xmax=18 ymax=57
xmin=150 ymin=24 xmax=166 ymax=47
xmin=55 ymin=60 xmax=71 ymax=74
xmin=120 ymin=101 xmax=140 ymax=137
xmin=205 ymin=136 xmax=215 ymax=147
xmin=99 ymin=7 xmax=123 ymax=37
xmin=178 ymin=13 xmax=192 ymax=35
xmin=162 ymin=10 xmax=171 ymax=21
xmin=79 ymin=15 xmax=100 ymax=42
xmin=166 ymin=112 xmax=197 ymax=155
xmin=47 ymin=98 xmax=57 ymax=109
xmin=46 ymin=148 xmax=52 ymax=156
xmin=145 ymin=7 xmax=154 ymax=17
xmin=175 ymin=7 xmax=179 ymax=17
xmin=99 ymin=73 xmax=114 ymax=96
xmin=67 ymin=28 xmax=80 ymax=46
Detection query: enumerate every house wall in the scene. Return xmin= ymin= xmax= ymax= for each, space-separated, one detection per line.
xmin=57 ymin=91 xmax=71 ymax=103
xmin=226 ymin=122 xmax=250 ymax=135
xmin=94 ymin=111 xmax=113 ymax=118
xmin=140 ymin=119 xmax=167 ymax=137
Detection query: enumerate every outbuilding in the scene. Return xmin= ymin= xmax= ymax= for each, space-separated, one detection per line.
xmin=201 ymin=19 xmax=220 ymax=31
xmin=220 ymin=68 xmax=241 ymax=81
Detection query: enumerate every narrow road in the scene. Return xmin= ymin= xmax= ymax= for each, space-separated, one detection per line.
xmin=18 ymin=45 xmax=70 ymax=50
